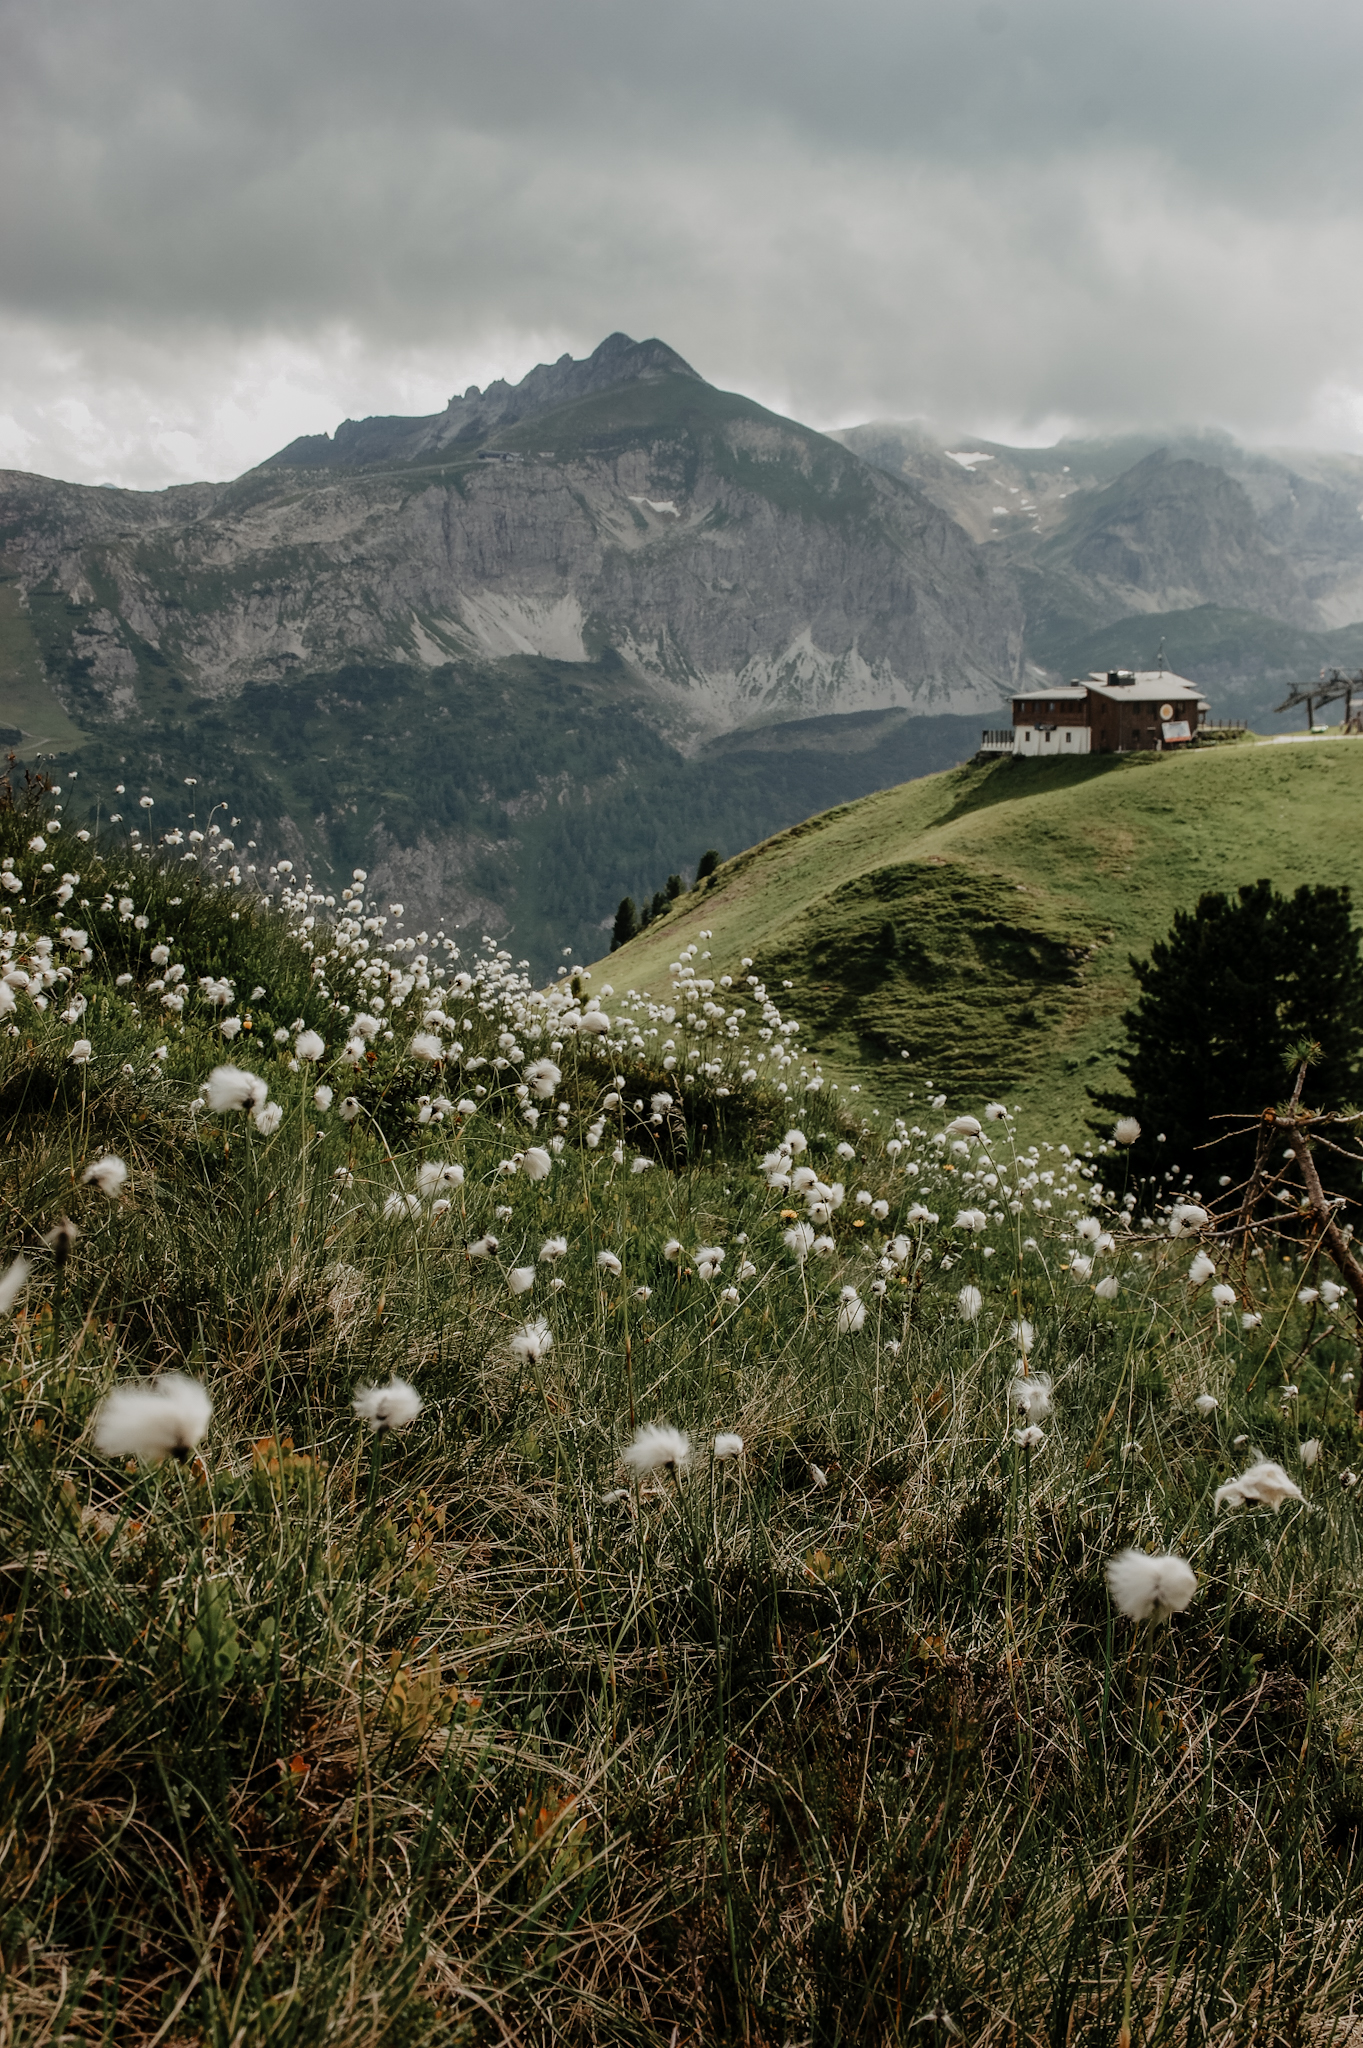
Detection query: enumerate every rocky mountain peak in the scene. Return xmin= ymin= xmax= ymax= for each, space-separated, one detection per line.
xmin=263 ymin=332 xmax=700 ymax=472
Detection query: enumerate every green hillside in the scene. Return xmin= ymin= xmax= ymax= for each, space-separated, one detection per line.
xmin=598 ymin=735 xmax=1363 ymax=1133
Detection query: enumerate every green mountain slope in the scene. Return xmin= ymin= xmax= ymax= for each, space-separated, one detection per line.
xmin=598 ymin=736 xmax=1363 ymax=1133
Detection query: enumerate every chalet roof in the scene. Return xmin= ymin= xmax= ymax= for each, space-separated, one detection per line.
xmin=1083 ymin=669 xmax=1206 ymax=704
xmin=1011 ymin=669 xmax=1209 ymax=708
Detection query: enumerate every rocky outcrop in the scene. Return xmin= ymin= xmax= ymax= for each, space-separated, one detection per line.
xmin=0 ymin=342 xmax=1024 ymax=738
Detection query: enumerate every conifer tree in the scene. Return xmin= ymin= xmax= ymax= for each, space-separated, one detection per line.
xmin=610 ymin=897 xmax=638 ymax=952
xmin=1092 ymin=880 xmax=1363 ymax=1186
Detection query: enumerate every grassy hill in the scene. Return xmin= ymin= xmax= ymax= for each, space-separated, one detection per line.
xmin=598 ymin=735 xmax=1363 ymax=1134
xmin=4 ymin=770 xmax=1363 ymax=2040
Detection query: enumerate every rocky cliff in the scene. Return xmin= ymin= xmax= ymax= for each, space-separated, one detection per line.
xmin=0 ymin=336 xmax=1022 ymax=967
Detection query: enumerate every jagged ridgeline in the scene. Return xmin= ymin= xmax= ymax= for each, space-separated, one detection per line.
xmin=0 ymin=335 xmax=1014 ymax=974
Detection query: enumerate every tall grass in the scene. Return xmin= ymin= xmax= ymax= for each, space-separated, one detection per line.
xmin=0 ymin=773 xmax=1360 ymax=2044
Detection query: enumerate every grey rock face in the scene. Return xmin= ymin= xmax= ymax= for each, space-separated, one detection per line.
xmin=1 ymin=342 xmax=1024 ymax=737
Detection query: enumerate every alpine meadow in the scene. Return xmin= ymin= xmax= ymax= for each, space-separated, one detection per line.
xmin=2 ymin=734 xmax=1363 ymax=2047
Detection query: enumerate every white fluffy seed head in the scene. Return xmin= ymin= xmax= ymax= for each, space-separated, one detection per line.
xmin=508 ymin=1266 xmax=536 ymax=1295
xmin=93 ymin=1374 xmax=212 ymax=1463
xmin=713 ymin=1433 xmax=744 ymax=1460
xmin=622 ymin=1422 xmax=690 ymax=1474
xmin=81 ymin=1154 xmax=128 ymax=1198
xmin=510 ymin=1317 xmax=553 ymax=1363
xmin=353 ymin=1377 xmax=422 ymax=1433
xmin=204 ymin=1065 xmax=268 ymax=1114
xmin=1010 ymin=1372 xmax=1052 ymax=1420
xmin=0 ymin=1255 xmax=31 ymax=1316
xmin=1105 ymin=1549 xmax=1197 ymax=1621
xmin=1214 ymin=1458 xmax=1304 ymax=1513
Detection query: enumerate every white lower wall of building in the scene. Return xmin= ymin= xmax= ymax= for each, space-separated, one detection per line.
xmin=1013 ymin=725 xmax=1091 ymax=757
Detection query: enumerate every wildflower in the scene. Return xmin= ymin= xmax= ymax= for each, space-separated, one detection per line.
xmin=784 ymin=1222 xmax=815 ymax=1260
xmin=1113 ymin=1117 xmax=1141 ymax=1145
xmin=720 ymin=1284 xmax=740 ymax=1303
xmin=69 ymin=1039 xmax=92 ymax=1065
xmin=836 ymin=1141 xmax=856 ymax=1160
xmin=651 ymin=1092 xmax=673 ymax=1113
xmin=540 ymin=1235 xmax=567 ymax=1261
xmin=954 ymin=1208 xmax=987 ymax=1233
xmin=622 ymin=1422 xmax=689 ymax=1474
xmin=809 ymin=1462 xmax=829 ymax=1488
xmin=812 ymin=1234 xmax=836 ymax=1257
xmin=339 ymin=1095 xmax=361 ymax=1123
xmin=314 ymin=1084 xmax=334 ymax=1111
xmin=1015 ymin=1425 xmax=1046 ymax=1449
xmin=1214 ymin=1459 xmax=1304 ymax=1512
xmin=457 ymin=1098 xmax=478 ymax=1115
xmin=783 ymin=1128 xmax=808 ymax=1154
xmin=1298 ymin=1286 xmax=1320 ymax=1306
xmin=0 ymin=1256 xmax=32 ymax=1315
xmin=150 ymin=944 xmax=170 ymax=966
xmin=220 ymin=1017 xmax=242 ymax=1041
xmin=82 ymin=1154 xmax=128 ymax=1198
xmin=383 ymin=1192 xmax=422 ymax=1223
xmin=522 ymin=1147 xmax=552 ymax=1181
xmin=410 ymin=1031 xmax=444 ymax=1062
xmin=467 ymin=1235 xmax=499 ymax=1258
xmin=524 ymin=1058 xmax=561 ymax=1098
xmin=508 ymin=1266 xmax=536 ymax=1295
xmin=1188 ymin=1251 xmax=1216 ymax=1286
xmin=417 ymin=1161 xmax=464 ymax=1196
xmin=353 ymin=1378 xmax=423 ymax=1433
xmin=1011 ymin=1319 xmax=1035 ymax=1354
xmin=1010 ymin=1372 xmax=1052 ymax=1420
xmin=1321 ymin=1280 xmax=1344 ymax=1306
xmin=836 ymin=1287 xmax=866 ymax=1334
xmin=93 ymin=1373 xmax=213 ymax=1463
xmin=870 ymin=1198 xmax=889 ymax=1220
xmin=600 ymin=1487 xmax=631 ymax=1506
xmin=633 ymin=1284 xmax=652 ymax=1301
xmin=695 ymin=1245 xmax=725 ymax=1278
xmin=958 ymin=1284 xmax=983 ymax=1320
xmin=631 ymin=1156 xmax=654 ymax=1174
xmin=1068 ymin=1254 xmax=1093 ymax=1281
xmin=945 ymin=1115 xmax=982 ymax=1138
xmin=1105 ymin=1550 xmax=1197 ymax=1622
xmin=1168 ymin=1203 xmax=1209 ymax=1237
xmin=597 ymin=1250 xmax=622 ymax=1277
xmin=510 ymin=1317 xmax=553 ymax=1362
xmin=1241 ymin=1310 xmax=1262 ymax=1330
xmin=1094 ymin=1276 xmax=1120 ymax=1301
xmin=1194 ymin=1394 xmax=1219 ymax=1415
xmin=714 ymin=1433 xmax=744 ymax=1460
xmin=1299 ymin=1437 xmax=1322 ymax=1469
xmin=1342 ymin=1470 xmax=1359 ymax=1489
xmin=1076 ymin=1217 xmax=1102 ymax=1242
xmin=205 ymin=1065 xmax=268 ymax=1114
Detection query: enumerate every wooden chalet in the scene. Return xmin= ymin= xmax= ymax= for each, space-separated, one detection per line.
xmin=980 ymin=669 xmax=1211 ymax=759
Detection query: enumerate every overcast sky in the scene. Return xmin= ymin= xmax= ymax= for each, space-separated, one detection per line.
xmin=5 ymin=0 xmax=1363 ymax=488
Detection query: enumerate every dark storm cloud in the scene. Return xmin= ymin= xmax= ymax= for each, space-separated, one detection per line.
xmin=5 ymin=0 xmax=1363 ymax=484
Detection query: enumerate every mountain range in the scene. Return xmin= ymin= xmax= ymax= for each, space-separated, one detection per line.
xmin=2 ymin=333 xmax=1362 ymax=969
